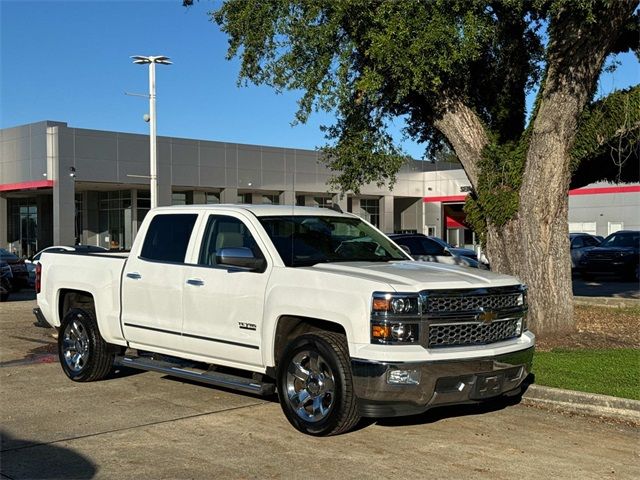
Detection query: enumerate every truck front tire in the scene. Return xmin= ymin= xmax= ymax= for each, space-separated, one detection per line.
xmin=277 ymin=332 xmax=360 ymax=436
xmin=58 ymin=308 xmax=114 ymax=382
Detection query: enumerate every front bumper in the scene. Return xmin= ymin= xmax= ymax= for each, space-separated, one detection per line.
xmin=352 ymin=346 xmax=534 ymax=417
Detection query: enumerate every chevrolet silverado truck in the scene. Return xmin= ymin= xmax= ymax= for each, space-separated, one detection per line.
xmin=35 ymin=204 xmax=534 ymax=436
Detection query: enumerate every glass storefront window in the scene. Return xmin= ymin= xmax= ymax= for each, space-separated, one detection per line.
xmin=237 ymin=193 xmax=252 ymax=204
xmin=360 ymin=198 xmax=380 ymax=228
xmin=206 ymin=193 xmax=220 ymax=204
xmin=7 ymin=199 xmax=38 ymax=257
xmin=98 ymin=190 xmax=132 ymax=250
xmin=172 ymin=193 xmax=187 ymax=205
xmin=261 ymin=194 xmax=280 ymax=205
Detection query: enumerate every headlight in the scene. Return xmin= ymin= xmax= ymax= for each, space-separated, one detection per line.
xmin=371 ymin=293 xmax=420 ymax=344
xmin=371 ymin=293 xmax=419 ymax=315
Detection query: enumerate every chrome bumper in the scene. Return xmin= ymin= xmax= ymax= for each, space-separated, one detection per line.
xmin=351 ymin=346 xmax=534 ymax=417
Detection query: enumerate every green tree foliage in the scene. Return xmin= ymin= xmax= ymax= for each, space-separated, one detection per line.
xmin=212 ymin=0 xmax=637 ymax=200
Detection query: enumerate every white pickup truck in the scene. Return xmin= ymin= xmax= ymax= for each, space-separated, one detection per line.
xmin=35 ymin=204 xmax=534 ymax=436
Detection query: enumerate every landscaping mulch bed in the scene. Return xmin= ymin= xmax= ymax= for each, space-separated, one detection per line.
xmin=535 ymin=305 xmax=640 ymax=352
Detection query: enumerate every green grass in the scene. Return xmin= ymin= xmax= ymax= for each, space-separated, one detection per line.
xmin=534 ymin=349 xmax=640 ymax=400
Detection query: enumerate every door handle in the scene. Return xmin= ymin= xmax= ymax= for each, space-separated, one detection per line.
xmin=126 ymin=272 xmax=142 ymax=280
xmin=186 ymin=278 xmax=205 ymax=286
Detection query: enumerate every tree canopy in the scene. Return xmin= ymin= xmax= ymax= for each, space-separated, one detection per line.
xmin=211 ymin=0 xmax=639 ymax=194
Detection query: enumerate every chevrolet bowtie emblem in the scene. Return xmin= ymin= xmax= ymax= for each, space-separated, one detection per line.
xmin=477 ymin=308 xmax=498 ymax=324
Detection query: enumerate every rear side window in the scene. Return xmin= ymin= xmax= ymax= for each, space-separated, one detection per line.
xmin=141 ymin=214 xmax=198 ymax=263
xmin=420 ymin=238 xmax=446 ymax=256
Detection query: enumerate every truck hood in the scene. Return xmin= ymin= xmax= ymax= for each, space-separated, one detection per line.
xmin=308 ymin=260 xmax=519 ymax=291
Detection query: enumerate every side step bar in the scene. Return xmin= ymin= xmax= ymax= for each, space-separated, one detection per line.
xmin=114 ymin=355 xmax=276 ymax=396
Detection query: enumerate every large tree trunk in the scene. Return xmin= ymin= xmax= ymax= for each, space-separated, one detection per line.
xmin=515 ymin=1 xmax=637 ymax=336
xmin=436 ymin=2 xmax=636 ymax=336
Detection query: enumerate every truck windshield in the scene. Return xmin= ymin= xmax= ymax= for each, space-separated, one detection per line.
xmin=259 ymin=215 xmax=409 ymax=267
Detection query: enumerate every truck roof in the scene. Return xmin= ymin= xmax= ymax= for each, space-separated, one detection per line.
xmin=152 ymin=204 xmax=354 ymax=218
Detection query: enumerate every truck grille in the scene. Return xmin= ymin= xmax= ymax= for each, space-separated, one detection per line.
xmin=421 ymin=287 xmax=526 ymax=348
xmin=428 ymin=318 xmax=521 ymax=348
xmin=423 ymin=291 xmax=522 ymax=314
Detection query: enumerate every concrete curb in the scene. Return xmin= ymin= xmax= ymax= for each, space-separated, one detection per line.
xmin=521 ymin=384 xmax=640 ymax=424
xmin=574 ymin=296 xmax=640 ymax=308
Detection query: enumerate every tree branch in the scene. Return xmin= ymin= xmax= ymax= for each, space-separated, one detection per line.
xmin=434 ymin=100 xmax=489 ymax=187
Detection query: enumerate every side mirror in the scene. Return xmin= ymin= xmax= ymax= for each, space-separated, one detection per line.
xmin=443 ymin=248 xmax=453 ymax=257
xmin=217 ymin=247 xmax=266 ymax=272
xmin=400 ymin=245 xmax=411 ymax=254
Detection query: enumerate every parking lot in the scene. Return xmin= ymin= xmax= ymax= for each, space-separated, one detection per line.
xmin=1 ymin=292 xmax=639 ymax=480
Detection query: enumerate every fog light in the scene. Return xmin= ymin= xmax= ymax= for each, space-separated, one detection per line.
xmin=387 ymin=369 xmax=421 ymax=385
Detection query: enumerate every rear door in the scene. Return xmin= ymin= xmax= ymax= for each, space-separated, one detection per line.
xmin=121 ymin=211 xmax=200 ymax=353
xmin=181 ymin=212 xmax=271 ymax=368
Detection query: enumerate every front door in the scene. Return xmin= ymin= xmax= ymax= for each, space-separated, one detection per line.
xmin=181 ymin=213 xmax=270 ymax=368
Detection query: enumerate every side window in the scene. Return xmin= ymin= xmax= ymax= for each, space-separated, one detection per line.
xmin=572 ymin=237 xmax=584 ymax=248
xmin=421 ymin=238 xmax=446 ymax=256
xmin=397 ymin=237 xmax=424 ymax=255
xmin=140 ymin=214 xmax=198 ymax=263
xmin=583 ymin=236 xmax=599 ymax=247
xmin=198 ymin=215 xmax=264 ymax=267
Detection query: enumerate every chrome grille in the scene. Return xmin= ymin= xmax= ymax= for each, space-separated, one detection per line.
xmin=423 ymin=292 xmax=521 ymax=313
xmin=428 ymin=318 xmax=520 ymax=348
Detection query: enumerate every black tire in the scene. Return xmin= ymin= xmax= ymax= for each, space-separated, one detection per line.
xmin=0 ymin=292 xmax=8 ymax=302
xmin=58 ymin=308 xmax=114 ymax=382
xmin=277 ymin=332 xmax=360 ymax=436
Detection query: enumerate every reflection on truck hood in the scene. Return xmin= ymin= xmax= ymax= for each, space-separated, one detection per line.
xmin=308 ymin=260 xmax=519 ymax=290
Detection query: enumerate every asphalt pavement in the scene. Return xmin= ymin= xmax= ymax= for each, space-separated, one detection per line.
xmin=1 ymin=293 xmax=639 ymax=479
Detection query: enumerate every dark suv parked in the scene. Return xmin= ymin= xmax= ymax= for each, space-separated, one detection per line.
xmin=579 ymin=230 xmax=639 ymax=281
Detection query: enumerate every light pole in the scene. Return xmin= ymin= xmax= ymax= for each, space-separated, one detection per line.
xmin=131 ymin=55 xmax=172 ymax=209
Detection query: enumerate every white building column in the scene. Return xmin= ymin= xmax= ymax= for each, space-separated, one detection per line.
xmin=48 ymin=127 xmax=75 ymax=246
xmin=221 ymin=188 xmax=238 ymax=204
xmin=350 ymin=197 xmax=361 ymax=216
xmin=251 ymin=192 xmax=262 ymax=205
xmin=380 ymin=195 xmax=394 ymax=233
xmin=192 ymin=190 xmax=207 ymax=205
xmin=280 ymin=190 xmax=295 ymax=206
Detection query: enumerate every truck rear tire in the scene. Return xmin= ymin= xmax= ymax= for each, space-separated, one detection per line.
xmin=58 ymin=308 xmax=114 ymax=382
xmin=277 ymin=331 xmax=360 ymax=436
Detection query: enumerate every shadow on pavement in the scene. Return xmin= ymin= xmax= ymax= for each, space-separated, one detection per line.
xmin=3 ymin=289 xmax=36 ymax=302
xmin=371 ymin=394 xmax=524 ymax=429
xmin=0 ymin=430 xmax=97 ymax=479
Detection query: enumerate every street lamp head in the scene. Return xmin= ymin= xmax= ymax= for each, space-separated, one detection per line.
xmin=131 ymin=55 xmax=172 ymax=65
xmin=131 ymin=55 xmax=152 ymax=64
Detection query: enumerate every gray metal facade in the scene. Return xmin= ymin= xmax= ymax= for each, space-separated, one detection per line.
xmin=1 ymin=121 xmax=638 ymax=255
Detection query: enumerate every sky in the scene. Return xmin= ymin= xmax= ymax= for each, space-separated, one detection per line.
xmin=1 ymin=0 xmax=638 ymax=160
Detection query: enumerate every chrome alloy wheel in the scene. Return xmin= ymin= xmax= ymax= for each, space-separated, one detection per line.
xmin=286 ymin=350 xmax=336 ymax=422
xmin=62 ymin=317 xmax=90 ymax=373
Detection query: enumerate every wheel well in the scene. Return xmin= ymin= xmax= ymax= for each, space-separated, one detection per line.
xmin=59 ymin=289 xmax=95 ymax=322
xmin=273 ymin=316 xmax=346 ymax=367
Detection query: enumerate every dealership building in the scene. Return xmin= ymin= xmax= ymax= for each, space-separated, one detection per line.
xmin=1 ymin=120 xmax=639 ymax=257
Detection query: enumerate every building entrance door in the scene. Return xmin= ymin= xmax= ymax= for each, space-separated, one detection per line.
xmin=19 ymin=205 xmax=37 ymax=257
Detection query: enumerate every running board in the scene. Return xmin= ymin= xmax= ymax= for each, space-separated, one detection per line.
xmin=114 ymin=355 xmax=275 ymax=396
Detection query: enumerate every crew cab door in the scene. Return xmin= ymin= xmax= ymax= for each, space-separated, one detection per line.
xmin=121 ymin=212 xmax=200 ymax=352
xmin=181 ymin=213 xmax=270 ymax=367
